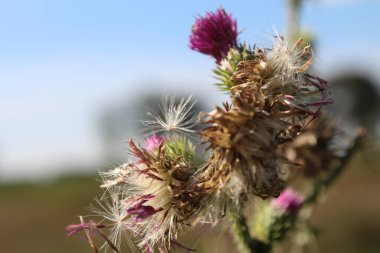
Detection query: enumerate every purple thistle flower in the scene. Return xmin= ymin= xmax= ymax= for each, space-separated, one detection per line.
xmin=190 ymin=8 xmax=238 ymax=63
xmin=145 ymin=134 xmax=163 ymax=154
xmin=272 ymin=188 xmax=303 ymax=215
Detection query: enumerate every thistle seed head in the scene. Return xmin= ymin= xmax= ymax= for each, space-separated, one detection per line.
xmin=282 ymin=117 xmax=342 ymax=178
xmin=94 ymin=137 xmax=203 ymax=251
xmin=199 ymin=36 xmax=331 ymax=204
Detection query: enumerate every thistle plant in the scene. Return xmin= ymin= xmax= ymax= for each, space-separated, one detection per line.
xmin=67 ymin=8 xmax=364 ymax=253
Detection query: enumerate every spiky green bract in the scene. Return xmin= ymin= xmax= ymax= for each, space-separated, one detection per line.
xmin=251 ymin=202 xmax=273 ymax=243
xmin=251 ymin=200 xmax=300 ymax=244
xmin=165 ymin=135 xmax=196 ymax=163
xmin=213 ymin=44 xmax=256 ymax=91
xmin=267 ymin=211 xmax=298 ymax=242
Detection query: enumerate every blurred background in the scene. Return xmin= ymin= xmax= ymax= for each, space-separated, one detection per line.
xmin=1 ymin=0 xmax=380 ymax=252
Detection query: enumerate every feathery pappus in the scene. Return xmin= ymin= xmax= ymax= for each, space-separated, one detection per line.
xmin=142 ymin=96 xmax=198 ymax=137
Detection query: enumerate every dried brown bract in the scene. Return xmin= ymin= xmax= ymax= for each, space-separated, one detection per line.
xmin=282 ymin=117 xmax=342 ymax=178
xmin=198 ymin=37 xmax=331 ymax=205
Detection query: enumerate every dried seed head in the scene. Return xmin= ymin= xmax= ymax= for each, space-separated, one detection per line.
xmin=282 ymin=117 xmax=342 ymax=178
xmin=230 ymin=38 xmax=331 ymax=123
xmin=95 ymin=137 xmax=203 ymax=251
xmin=199 ymin=36 xmax=331 ymax=204
xmin=199 ymin=100 xmax=287 ymax=201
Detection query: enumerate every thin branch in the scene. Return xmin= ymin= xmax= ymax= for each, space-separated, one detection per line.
xmin=80 ymin=216 xmax=99 ymax=253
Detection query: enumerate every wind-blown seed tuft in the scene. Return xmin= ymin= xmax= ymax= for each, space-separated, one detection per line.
xmin=142 ymin=96 xmax=198 ymax=137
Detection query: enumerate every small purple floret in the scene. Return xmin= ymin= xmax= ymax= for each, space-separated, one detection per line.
xmin=272 ymin=188 xmax=303 ymax=215
xmin=127 ymin=205 xmax=160 ymax=221
xmin=146 ymin=134 xmax=163 ymax=154
xmin=127 ymin=194 xmax=163 ymax=221
xmin=190 ymin=8 xmax=238 ymax=63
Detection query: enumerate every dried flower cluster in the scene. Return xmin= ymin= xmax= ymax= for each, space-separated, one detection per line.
xmin=68 ymin=8 xmax=336 ymax=253
xmin=282 ymin=117 xmax=342 ymax=178
xmin=198 ymin=37 xmax=331 ymax=206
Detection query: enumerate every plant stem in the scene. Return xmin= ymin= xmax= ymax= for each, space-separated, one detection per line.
xmin=287 ymin=0 xmax=303 ymax=43
xmin=230 ymin=209 xmax=271 ymax=253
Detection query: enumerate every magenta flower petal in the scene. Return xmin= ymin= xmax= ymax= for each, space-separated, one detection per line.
xmin=272 ymin=188 xmax=303 ymax=214
xmin=127 ymin=194 xmax=163 ymax=221
xmin=190 ymin=8 xmax=238 ymax=62
xmin=145 ymin=134 xmax=163 ymax=154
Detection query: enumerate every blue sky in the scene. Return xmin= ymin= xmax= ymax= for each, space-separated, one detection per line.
xmin=1 ymin=0 xmax=380 ymax=181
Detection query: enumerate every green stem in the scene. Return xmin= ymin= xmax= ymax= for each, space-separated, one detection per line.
xmin=230 ymin=209 xmax=271 ymax=253
xmin=287 ymin=0 xmax=303 ymax=43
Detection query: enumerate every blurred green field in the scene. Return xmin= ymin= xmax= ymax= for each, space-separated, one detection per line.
xmin=1 ymin=150 xmax=380 ymax=253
